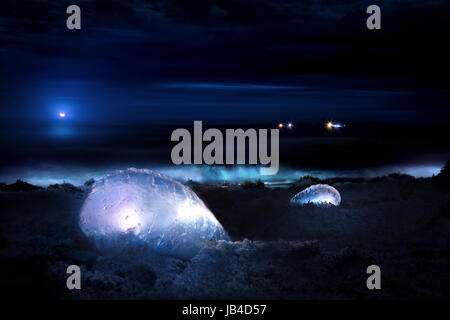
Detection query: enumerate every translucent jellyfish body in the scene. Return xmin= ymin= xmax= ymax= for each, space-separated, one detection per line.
xmin=79 ymin=168 xmax=228 ymax=259
xmin=290 ymin=184 xmax=341 ymax=206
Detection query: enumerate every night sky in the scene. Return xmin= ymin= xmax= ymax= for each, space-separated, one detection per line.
xmin=1 ymin=1 xmax=450 ymax=182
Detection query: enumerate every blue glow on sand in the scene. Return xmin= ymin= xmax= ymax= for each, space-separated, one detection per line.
xmin=0 ymin=163 xmax=444 ymax=187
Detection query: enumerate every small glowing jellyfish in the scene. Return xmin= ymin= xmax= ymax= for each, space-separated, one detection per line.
xmin=59 ymin=112 xmax=66 ymax=118
xmin=290 ymin=184 xmax=341 ymax=206
xmin=79 ymin=168 xmax=228 ymax=258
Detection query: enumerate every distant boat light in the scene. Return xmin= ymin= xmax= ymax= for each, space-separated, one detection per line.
xmin=326 ymin=121 xmax=345 ymax=130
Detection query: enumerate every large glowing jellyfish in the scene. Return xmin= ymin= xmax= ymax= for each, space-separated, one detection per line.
xmin=290 ymin=184 xmax=341 ymax=206
xmin=79 ymin=168 xmax=228 ymax=259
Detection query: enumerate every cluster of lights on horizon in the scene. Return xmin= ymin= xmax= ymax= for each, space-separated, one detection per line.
xmin=325 ymin=121 xmax=346 ymax=130
xmin=277 ymin=122 xmax=294 ymax=129
xmin=277 ymin=121 xmax=347 ymax=131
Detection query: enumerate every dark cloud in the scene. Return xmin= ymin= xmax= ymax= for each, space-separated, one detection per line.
xmin=0 ymin=0 xmax=449 ymax=125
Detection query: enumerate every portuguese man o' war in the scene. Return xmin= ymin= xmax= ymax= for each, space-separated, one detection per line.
xmin=290 ymin=184 xmax=341 ymax=206
xmin=79 ymin=168 xmax=228 ymax=259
